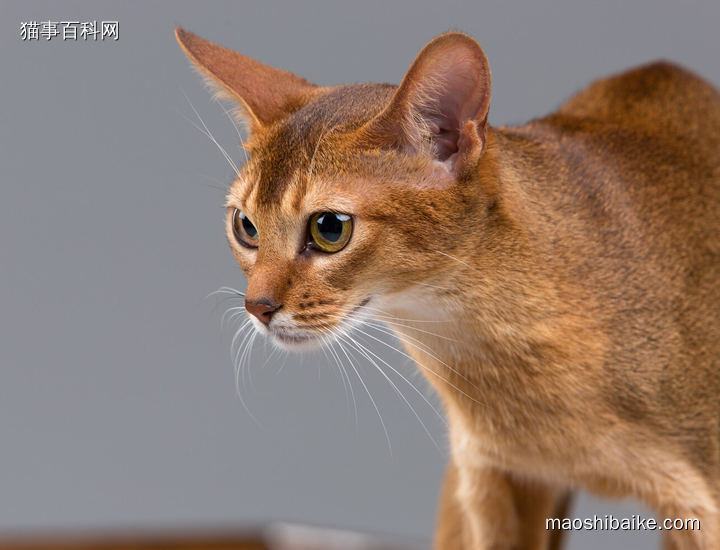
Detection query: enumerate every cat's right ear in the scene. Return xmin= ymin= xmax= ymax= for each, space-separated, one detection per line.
xmin=175 ymin=27 xmax=319 ymax=134
xmin=362 ymin=32 xmax=492 ymax=174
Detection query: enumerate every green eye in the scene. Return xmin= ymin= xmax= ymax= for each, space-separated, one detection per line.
xmin=232 ymin=208 xmax=258 ymax=248
xmin=309 ymin=212 xmax=353 ymax=253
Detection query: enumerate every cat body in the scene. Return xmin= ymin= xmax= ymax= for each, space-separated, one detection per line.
xmin=177 ymin=28 xmax=720 ymax=549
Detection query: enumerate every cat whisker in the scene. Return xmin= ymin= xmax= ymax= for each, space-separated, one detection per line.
xmin=317 ymin=323 xmax=392 ymax=454
xmin=238 ymin=329 xmax=259 ymax=395
xmin=433 ymin=250 xmax=481 ymax=273
xmin=214 ymin=286 xmax=246 ymax=297
xmin=320 ymin=334 xmax=357 ymax=425
xmin=216 ymin=99 xmax=250 ymax=165
xmin=340 ymin=329 xmax=446 ymax=425
xmin=323 ymin=311 xmax=449 ymax=368
xmin=225 ymin=318 xmax=261 ymax=426
xmin=274 ymin=347 xmax=291 ymax=377
xmin=226 ymin=308 xmax=249 ymax=329
xmin=333 ymin=302 xmax=452 ymax=324
xmin=336 ymin=331 xmax=445 ymax=451
xmin=232 ymin=335 xmax=252 ymax=395
xmin=180 ymin=90 xmax=242 ymax=178
xmin=196 ymin=174 xmax=231 ymax=193
xmin=329 ymin=307 xmax=457 ymax=341
xmin=204 ymin=287 xmax=245 ymax=306
xmin=230 ymin=318 xmax=252 ymax=354
xmin=207 ymin=286 xmax=247 ymax=316
xmin=221 ymin=306 xmax=246 ymax=330
xmin=361 ymin=320 xmax=442 ymax=358
xmin=260 ymin=344 xmax=281 ymax=372
xmin=315 ymin=318 xmax=446 ymax=450
xmin=359 ymin=321 xmax=486 ymax=401
xmin=325 ymin=316 xmax=486 ymax=409
xmin=359 ymin=321 xmax=483 ymax=393
xmin=328 ymin=337 xmax=360 ymax=428
xmin=411 ymin=280 xmax=457 ymax=292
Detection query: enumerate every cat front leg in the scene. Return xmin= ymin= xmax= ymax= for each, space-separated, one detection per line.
xmin=442 ymin=460 xmax=572 ymax=550
xmin=435 ymin=462 xmax=470 ymax=550
xmin=658 ymin=496 xmax=719 ymax=550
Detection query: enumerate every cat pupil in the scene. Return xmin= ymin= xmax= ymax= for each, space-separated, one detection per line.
xmin=242 ymin=215 xmax=258 ymax=238
xmin=317 ymin=213 xmax=343 ymax=242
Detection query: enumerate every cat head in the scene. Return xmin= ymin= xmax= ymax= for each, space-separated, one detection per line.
xmin=176 ymin=28 xmax=496 ymax=350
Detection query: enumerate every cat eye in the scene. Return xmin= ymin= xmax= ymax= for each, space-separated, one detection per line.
xmin=309 ymin=212 xmax=353 ymax=253
xmin=232 ymin=208 xmax=259 ymax=248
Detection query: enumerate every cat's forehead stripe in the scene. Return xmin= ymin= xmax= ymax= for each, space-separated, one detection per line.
xmin=250 ymin=83 xmax=397 ymax=207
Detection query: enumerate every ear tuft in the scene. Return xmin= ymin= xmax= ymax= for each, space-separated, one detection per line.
xmin=364 ymin=32 xmax=491 ymax=170
xmin=175 ymin=27 xmax=319 ymax=133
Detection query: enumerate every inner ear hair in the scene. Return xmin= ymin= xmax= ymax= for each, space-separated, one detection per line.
xmin=365 ymin=32 xmax=492 ymax=170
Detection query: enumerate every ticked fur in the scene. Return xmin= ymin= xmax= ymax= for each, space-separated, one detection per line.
xmin=177 ymin=27 xmax=720 ymax=550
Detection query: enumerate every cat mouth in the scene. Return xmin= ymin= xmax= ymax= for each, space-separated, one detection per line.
xmin=269 ymin=297 xmax=372 ymax=350
xmin=271 ymin=328 xmax=322 ymax=350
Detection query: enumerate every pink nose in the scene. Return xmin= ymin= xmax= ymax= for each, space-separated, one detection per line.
xmin=245 ymin=299 xmax=281 ymax=326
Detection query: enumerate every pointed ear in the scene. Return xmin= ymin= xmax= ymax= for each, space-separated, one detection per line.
xmin=175 ymin=27 xmax=319 ymax=133
xmin=364 ymin=32 xmax=491 ymax=170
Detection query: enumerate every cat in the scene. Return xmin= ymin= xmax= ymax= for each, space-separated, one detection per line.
xmin=176 ymin=27 xmax=720 ymax=550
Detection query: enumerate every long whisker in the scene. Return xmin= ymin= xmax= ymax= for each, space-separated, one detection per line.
xmin=334 ymin=310 xmax=458 ymax=342
xmin=205 ymin=287 xmax=246 ymax=317
xmin=232 ymin=323 xmax=255 ymax=380
xmin=231 ymin=319 xmax=253 ymax=357
xmin=210 ymin=286 xmax=246 ymax=298
xmin=329 ymin=317 xmax=486 ymax=408
xmin=216 ymin=100 xmax=250 ymax=165
xmin=412 ymin=281 xmax=456 ymax=292
xmin=320 ymin=334 xmax=354 ymax=421
xmin=196 ymin=174 xmax=231 ymax=193
xmin=221 ymin=306 xmax=246 ymax=329
xmin=180 ymin=90 xmax=242 ymax=178
xmin=333 ymin=303 xmax=452 ymax=325
xmin=333 ymin=336 xmax=393 ymax=454
xmin=327 ymin=314 xmax=464 ymax=378
xmin=323 ymin=308 xmax=479 ymax=393
xmin=329 ymin=337 xmax=360 ymax=428
xmin=239 ymin=330 xmax=259 ymax=393
xmin=433 ymin=250 xmax=480 ymax=273
xmin=337 ymin=332 xmax=443 ymax=451
xmin=361 ymin=320 xmax=445 ymax=361
xmin=338 ymin=330 xmax=447 ymax=427
xmin=227 ymin=319 xmax=261 ymax=426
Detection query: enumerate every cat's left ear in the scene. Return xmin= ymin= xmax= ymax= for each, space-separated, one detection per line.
xmin=175 ymin=27 xmax=319 ymax=134
xmin=363 ymin=32 xmax=491 ymax=172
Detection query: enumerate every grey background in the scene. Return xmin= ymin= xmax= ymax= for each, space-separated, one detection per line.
xmin=1 ymin=1 xmax=718 ymax=548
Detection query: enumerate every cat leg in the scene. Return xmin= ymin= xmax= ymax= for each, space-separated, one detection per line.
xmin=659 ymin=498 xmax=719 ymax=550
xmin=643 ymin=460 xmax=720 ymax=550
xmin=444 ymin=461 xmax=571 ymax=550
xmin=435 ymin=462 xmax=470 ymax=550
xmin=507 ymin=474 xmax=573 ymax=550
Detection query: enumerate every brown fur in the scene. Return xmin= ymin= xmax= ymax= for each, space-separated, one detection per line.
xmin=176 ymin=27 xmax=720 ymax=549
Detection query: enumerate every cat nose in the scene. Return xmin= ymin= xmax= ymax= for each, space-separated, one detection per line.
xmin=245 ymin=298 xmax=281 ymax=326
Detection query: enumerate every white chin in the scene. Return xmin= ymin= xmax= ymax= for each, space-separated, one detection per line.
xmin=271 ymin=331 xmax=324 ymax=351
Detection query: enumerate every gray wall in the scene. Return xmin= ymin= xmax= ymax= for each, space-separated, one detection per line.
xmin=1 ymin=1 xmax=718 ymax=549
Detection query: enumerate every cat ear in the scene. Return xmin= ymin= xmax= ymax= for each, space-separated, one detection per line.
xmin=175 ymin=27 xmax=319 ymax=133
xmin=364 ymin=32 xmax=491 ymax=171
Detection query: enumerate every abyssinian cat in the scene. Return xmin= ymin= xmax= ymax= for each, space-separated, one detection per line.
xmin=176 ymin=27 xmax=720 ymax=550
